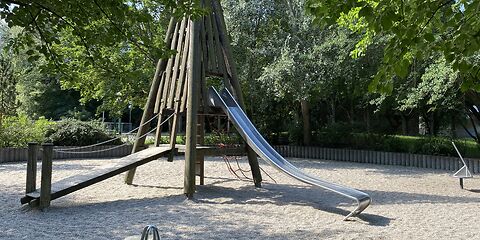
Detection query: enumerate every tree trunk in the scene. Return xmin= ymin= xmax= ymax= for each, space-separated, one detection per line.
xmin=401 ymin=114 xmax=408 ymax=135
xmin=450 ymin=114 xmax=457 ymax=138
xmin=407 ymin=112 xmax=419 ymax=136
xmin=300 ymin=100 xmax=311 ymax=145
xmin=365 ymin=109 xmax=371 ymax=133
xmin=419 ymin=115 xmax=427 ymax=135
xmin=330 ymin=99 xmax=336 ymax=124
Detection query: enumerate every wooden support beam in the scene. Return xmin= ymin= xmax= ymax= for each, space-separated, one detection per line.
xmin=167 ymin=18 xmax=188 ymax=109
xmin=26 ymin=142 xmax=39 ymax=194
xmin=210 ymin=8 xmax=234 ymax=93
xmin=212 ymin=0 xmax=263 ymax=187
xmin=204 ymin=1 xmax=217 ymax=72
xmin=199 ymin=15 xmax=209 ymax=107
xmin=154 ymin=72 xmax=167 ymax=114
xmin=155 ymin=18 xmax=177 ymax=113
xmin=125 ymin=18 xmax=176 ymax=184
xmin=39 ymin=143 xmax=53 ymax=209
xmin=204 ymin=0 xmax=219 ymax=72
xmin=168 ymin=19 xmax=192 ymax=162
xmin=185 ymin=18 xmax=201 ymax=198
xmin=160 ymin=21 xmax=181 ymax=112
xmin=125 ymin=58 xmax=167 ymax=184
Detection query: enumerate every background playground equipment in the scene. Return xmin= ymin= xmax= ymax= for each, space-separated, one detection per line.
xmin=21 ymin=0 xmax=370 ymax=219
xmin=452 ymin=142 xmax=473 ymax=189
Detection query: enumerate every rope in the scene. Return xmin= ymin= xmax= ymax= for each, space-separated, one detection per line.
xmin=53 ymin=113 xmax=174 ymax=154
xmin=210 ymin=114 xmax=277 ymax=183
xmin=53 ymin=126 xmax=159 ymax=154
xmin=219 ymin=144 xmax=277 ymax=184
xmin=259 ymin=166 xmax=277 ymax=184
xmin=55 ymin=113 xmax=161 ymax=151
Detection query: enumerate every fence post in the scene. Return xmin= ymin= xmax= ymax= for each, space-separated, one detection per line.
xmin=26 ymin=143 xmax=39 ymax=194
xmin=39 ymin=143 xmax=53 ymax=209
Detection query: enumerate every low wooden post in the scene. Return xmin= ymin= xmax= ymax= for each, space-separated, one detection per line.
xmin=39 ymin=143 xmax=53 ymax=209
xmin=184 ymin=18 xmax=201 ymax=199
xmin=26 ymin=143 xmax=39 ymax=194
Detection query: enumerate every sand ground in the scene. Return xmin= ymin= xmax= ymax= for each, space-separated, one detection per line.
xmin=1 ymin=156 xmax=479 ymax=240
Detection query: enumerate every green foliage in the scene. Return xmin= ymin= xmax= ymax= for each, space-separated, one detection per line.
xmin=0 ymin=45 xmax=19 ymax=121
xmin=314 ymin=129 xmax=480 ymax=158
xmin=45 ymin=119 xmax=122 ymax=146
xmin=1 ymin=24 xmax=92 ymax=120
xmin=398 ymin=57 xmax=462 ymax=112
xmin=203 ymin=132 xmax=242 ymax=145
xmin=306 ymin=0 xmax=480 ymax=93
xmin=0 ymin=114 xmax=53 ymax=147
xmin=149 ymin=133 xmax=242 ymax=146
xmin=1 ymin=1 xmax=203 ymax=116
xmin=153 ymin=135 xmax=186 ymax=145
xmin=224 ymin=0 xmax=382 ymax=138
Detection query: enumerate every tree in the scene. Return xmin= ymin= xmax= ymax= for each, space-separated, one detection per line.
xmin=223 ymin=0 xmax=383 ymax=143
xmin=0 ymin=51 xmax=18 ymax=126
xmin=0 ymin=23 xmax=93 ymax=120
xmin=0 ymin=1 xmax=202 ymax=115
xmin=224 ymin=0 xmax=324 ymax=144
xmin=306 ymin=0 xmax=480 ymax=93
xmin=223 ymin=0 xmax=294 ymax=137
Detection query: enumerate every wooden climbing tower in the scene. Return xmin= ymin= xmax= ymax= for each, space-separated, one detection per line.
xmin=125 ymin=0 xmax=263 ymax=197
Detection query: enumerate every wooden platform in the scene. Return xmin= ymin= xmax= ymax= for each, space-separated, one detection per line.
xmin=22 ymin=147 xmax=171 ymax=205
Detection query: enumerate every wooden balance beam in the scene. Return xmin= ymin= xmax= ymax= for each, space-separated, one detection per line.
xmin=21 ymin=145 xmax=172 ymax=208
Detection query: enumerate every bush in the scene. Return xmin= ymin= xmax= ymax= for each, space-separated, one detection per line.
xmin=0 ymin=114 xmax=54 ymax=147
xmin=45 ymin=118 xmax=122 ymax=146
xmin=313 ymin=129 xmax=480 ymax=158
xmin=149 ymin=132 xmax=242 ymax=146
xmin=204 ymin=132 xmax=242 ymax=145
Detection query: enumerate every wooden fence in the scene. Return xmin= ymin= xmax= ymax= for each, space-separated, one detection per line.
xmin=3 ymin=144 xmax=479 ymax=174
xmin=273 ymin=145 xmax=480 ymax=174
xmin=0 ymin=145 xmax=133 ymax=163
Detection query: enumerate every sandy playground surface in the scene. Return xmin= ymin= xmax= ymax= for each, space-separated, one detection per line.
xmin=1 ymin=155 xmax=479 ymax=240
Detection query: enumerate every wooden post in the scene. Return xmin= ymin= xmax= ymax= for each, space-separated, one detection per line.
xmin=124 ymin=19 xmax=176 ymax=185
xmin=184 ymin=18 xmax=201 ymax=198
xmin=125 ymin=58 xmax=166 ymax=184
xmin=212 ymin=0 xmax=262 ymax=187
xmin=39 ymin=143 xmax=53 ymax=209
xmin=168 ymin=19 xmax=192 ymax=162
xmin=26 ymin=142 xmax=39 ymax=194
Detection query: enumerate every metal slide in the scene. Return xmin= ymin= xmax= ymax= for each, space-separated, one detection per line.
xmin=208 ymin=87 xmax=371 ymax=220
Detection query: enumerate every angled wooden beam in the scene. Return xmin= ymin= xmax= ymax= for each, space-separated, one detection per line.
xmin=125 ymin=18 xmax=175 ymax=185
xmin=212 ymin=0 xmax=263 ymax=187
xmin=168 ymin=19 xmax=192 ymax=162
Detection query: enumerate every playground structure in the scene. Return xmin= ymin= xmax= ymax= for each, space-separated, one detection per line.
xmin=21 ymin=0 xmax=371 ymax=219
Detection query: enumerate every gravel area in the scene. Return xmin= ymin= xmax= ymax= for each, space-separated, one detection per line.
xmin=1 ymin=156 xmax=479 ymax=239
